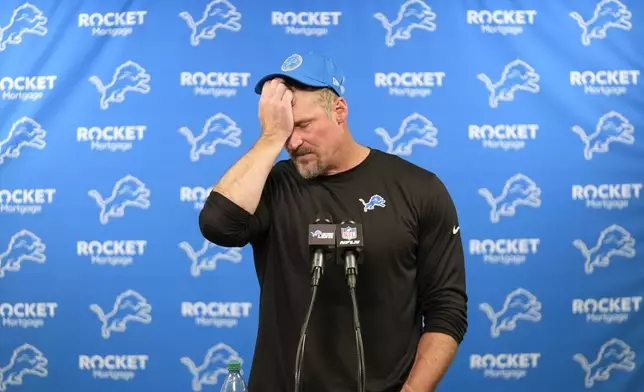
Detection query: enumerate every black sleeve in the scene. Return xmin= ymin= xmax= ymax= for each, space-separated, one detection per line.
xmin=415 ymin=174 xmax=468 ymax=344
xmin=198 ymin=179 xmax=272 ymax=248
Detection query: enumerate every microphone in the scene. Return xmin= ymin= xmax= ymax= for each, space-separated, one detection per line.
xmin=337 ymin=219 xmax=366 ymax=392
xmin=295 ymin=213 xmax=336 ymax=392
xmin=308 ymin=212 xmax=336 ymax=287
xmin=336 ymin=220 xmax=364 ymax=290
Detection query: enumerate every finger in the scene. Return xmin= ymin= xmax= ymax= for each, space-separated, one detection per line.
xmin=261 ymin=78 xmax=281 ymax=100
xmin=282 ymin=88 xmax=294 ymax=105
xmin=260 ymin=80 xmax=271 ymax=97
xmin=273 ymin=82 xmax=288 ymax=101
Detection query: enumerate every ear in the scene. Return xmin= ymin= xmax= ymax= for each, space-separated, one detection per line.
xmin=334 ymin=97 xmax=348 ymax=124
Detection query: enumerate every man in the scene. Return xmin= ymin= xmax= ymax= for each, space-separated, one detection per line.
xmin=199 ymin=52 xmax=467 ymax=392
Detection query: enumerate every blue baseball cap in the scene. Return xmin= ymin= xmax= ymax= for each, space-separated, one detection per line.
xmin=254 ymin=52 xmax=346 ymax=96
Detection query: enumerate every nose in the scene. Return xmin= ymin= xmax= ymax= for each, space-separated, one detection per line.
xmin=286 ymin=130 xmax=303 ymax=153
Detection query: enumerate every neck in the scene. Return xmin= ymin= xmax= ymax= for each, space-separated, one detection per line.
xmin=325 ymin=135 xmax=370 ymax=175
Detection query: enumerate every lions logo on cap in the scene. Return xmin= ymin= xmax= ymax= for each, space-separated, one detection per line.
xmin=281 ymin=54 xmax=302 ymax=72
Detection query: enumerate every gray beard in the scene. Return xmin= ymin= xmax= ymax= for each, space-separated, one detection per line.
xmin=293 ymin=157 xmax=329 ymax=179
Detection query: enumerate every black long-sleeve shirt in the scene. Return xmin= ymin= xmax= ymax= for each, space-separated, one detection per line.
xmin=199 ymin=148 xmax=468 ymax=392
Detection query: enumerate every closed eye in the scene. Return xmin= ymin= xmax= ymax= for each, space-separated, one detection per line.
xmin=294 ymin=121 xmax=311 ymax=129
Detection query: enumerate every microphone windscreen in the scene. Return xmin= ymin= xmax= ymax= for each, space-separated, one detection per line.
xmin=315 ymin=212 xmax=333 ymax=224
xmin=336 ymin=219 xmax=363 ymax=265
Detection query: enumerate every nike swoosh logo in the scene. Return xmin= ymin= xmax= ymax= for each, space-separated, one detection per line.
xmin=453 ymin=226 xmax=460 ymax=235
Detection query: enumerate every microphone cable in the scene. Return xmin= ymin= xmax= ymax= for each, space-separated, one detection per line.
xmin=346 ymin=262 xmax=365 ymax=392
xmin=294 ymin=257 xmax=323 ymax=392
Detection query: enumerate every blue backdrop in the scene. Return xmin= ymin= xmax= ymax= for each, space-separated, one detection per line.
xmin=1 ymin=0 xmax=643 ymax=391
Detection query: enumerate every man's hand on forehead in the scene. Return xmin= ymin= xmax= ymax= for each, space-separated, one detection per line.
xmin=272 ymin=78 xmax=297 ymax=105
xmin=258 ymin=76 xmax=295 ymax=142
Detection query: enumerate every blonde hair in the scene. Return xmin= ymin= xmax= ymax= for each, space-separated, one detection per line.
xmin=316 ymin=88 xmax=339 ymax=117
xmin=285 ymin=79 xmax=339 ymax=117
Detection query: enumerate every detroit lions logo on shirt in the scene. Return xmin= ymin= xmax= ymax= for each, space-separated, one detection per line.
xmin=359 ymin=194 xmax=386 ymax=212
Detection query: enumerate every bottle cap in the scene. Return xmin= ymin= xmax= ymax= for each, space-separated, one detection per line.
xmin=228 ymin=361 xmax=241 ymax=372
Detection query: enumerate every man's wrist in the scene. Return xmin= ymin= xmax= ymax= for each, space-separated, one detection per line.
xmin=256 ymin=134 xmax=287 ymax=149
xmin=254 ymin=134 xmax=287 ymax=155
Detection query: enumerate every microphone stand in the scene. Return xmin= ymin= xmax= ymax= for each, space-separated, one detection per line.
xmin=345 ymin=250 xmax=366 ymax=392
xmin=294 ymin=250 xmax=323 ymax=392
xmin=295 ymin=217 xmax=335 ymax=392
xmin=338 ymin=221 xmax=366 ymax=392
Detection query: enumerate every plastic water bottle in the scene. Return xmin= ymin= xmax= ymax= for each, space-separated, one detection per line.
xmin=220 ymin=361 xmax=247 ymax=392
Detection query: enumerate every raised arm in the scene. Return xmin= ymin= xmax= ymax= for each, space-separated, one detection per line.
xmin=199 ymin=78 xmax=294 ymax=247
